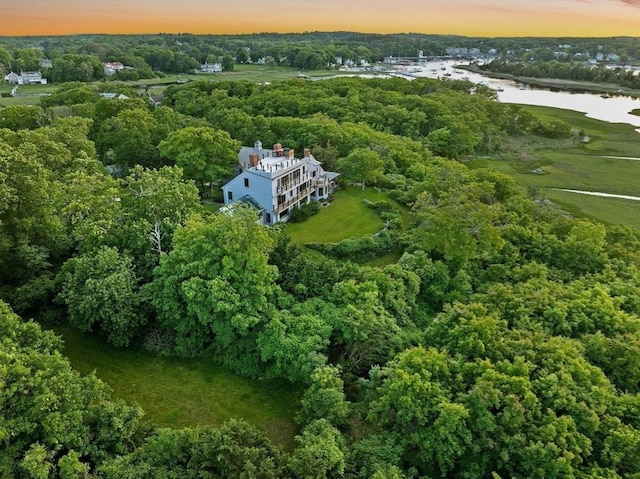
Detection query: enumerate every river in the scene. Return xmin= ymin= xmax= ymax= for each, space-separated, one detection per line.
xmin=398 ymin=60 xmax=640 ymax=130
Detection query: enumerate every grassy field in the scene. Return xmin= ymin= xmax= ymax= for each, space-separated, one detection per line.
xmin=130 ymin=64 xmax=350 ymax=86
xmin=0 ymin=83 xmax=57 ymax=107
xmin=285 ymin=186 xmax=390 ymax=244
xmin=468 ymin=105 xmax=640 ymax=228
xmin=0 ymin=65 xmax=362 ymax=106
xmin=49 ymin=324 xmax=301 ymax=450
xmin=285 ymin=185 xmax=411 ymax=266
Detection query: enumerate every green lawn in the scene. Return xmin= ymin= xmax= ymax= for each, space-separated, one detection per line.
xmin=285 ymin=186 xmax=411 ymax=266
xmin=0 ymin=96 xmax=44 ymax=106
xmin=49 ymin=324 xmax=301 ymax=450
xmin=468 ymin=105 xmax=640 ymax=228
xmin=0 ymin=83 xmax=57 ymax=107
xmin=285 ymin=186 xmax=390 ymax=244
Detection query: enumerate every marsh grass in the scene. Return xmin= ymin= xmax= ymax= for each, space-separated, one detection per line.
xmin=468 ymin=105 xmax=640 ymax=227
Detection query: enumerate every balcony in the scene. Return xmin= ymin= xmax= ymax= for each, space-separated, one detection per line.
xmin=276 ymin=186 xmax=312 ymax=213
xmin=276 ymin=174 xmax=310 ymax=194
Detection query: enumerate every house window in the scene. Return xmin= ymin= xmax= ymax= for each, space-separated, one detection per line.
xmin=319 ymin=188 xmax=324 ymax=196
xmin=266 ymin=213 xmax=271 ymax=223
xmin=312 ymin=171 xmax=317 ymax=177
xmin=227 ymin=191 xmax=233 ymax=200
xmin=244 ymin=178 xmax=249 ymax=187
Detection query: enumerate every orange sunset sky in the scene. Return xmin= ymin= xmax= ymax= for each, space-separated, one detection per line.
xmin=0 ymin=0 xmax=639 ymax=37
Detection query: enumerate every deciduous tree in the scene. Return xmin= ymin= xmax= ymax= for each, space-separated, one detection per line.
xmin=57 ymin=246 xmax=143 ymax=347
xmin=146 ymin=208 xmax=278 ymax=371
xmin=337 ymin=147 xmax=384 ymax=190
xmin=158 ymin=126 xmax=240 ymax=197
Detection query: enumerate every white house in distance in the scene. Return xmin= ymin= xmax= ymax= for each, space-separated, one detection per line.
xmin=197 ymin=62 xmax=223 ymax=73
xmin=99 ymin=92 xmax=130 ymax=100
xmin=103 ymin=62 xmax=125 ymax=75
xmin=4 ymin=71 xmax=47 ymax=85
xmin=221 ymin=141 xmax=339 ymax=225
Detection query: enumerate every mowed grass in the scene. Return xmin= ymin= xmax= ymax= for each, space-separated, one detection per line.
xmin=49 ymin=324 xmax=301 ymax=450
xmin=0 ymin=96 xmax=43 ymax=106
xmin=285 ymin=186 xmax=390 ymax=244
xmin=468 ymin=105 xmax=640 ymax=227
xmin=0 ymin=83 xmax=58 ymax=107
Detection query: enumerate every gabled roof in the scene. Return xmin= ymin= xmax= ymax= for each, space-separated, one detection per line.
xmin=99 ymin=93 xmax=129 ymax=100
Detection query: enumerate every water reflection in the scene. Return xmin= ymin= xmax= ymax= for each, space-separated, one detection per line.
xmin=408 ymin=61 xmax=640 ymax=129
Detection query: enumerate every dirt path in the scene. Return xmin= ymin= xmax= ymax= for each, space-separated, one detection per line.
xmin=601 ymin=156 xmax=640 ymax=161
xmin=553 ymin=188 xmax=640 ymax=201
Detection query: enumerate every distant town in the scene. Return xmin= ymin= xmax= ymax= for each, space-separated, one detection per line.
xmin=2 ymin=33 xmax=638 ymax=89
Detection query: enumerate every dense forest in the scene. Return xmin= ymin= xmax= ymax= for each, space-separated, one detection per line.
xmin=1 ymin=73 xmax=639 ymax=478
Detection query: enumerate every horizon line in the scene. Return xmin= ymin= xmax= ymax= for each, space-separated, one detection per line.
xmin=1 ymin=30 xmax=638 ymax=39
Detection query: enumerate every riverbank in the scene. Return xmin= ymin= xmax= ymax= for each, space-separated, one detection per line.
xmin=459 ymin=65 xmax=640 ymax=98
xmin=467 ymin=105 xmax=640 ymax=228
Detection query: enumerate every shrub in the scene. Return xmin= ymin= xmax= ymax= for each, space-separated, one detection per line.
xmin=532 ymin=119 xmax=572 ymax=138
xmin=307 ymin=230 xmax=396 ymax=261
xmin=289 ymin=201 xmax=321 ymax=223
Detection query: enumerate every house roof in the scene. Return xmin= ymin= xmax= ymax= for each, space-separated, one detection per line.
xmin=99 ymin=93 xmax=129 ymax=100
xmin=219 ymin=195 xmax=264 ymax=217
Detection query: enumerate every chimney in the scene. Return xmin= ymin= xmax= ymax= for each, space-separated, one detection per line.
xmin=273 ymin=143 xmax=283 ymax=156
xmin=304 ymin=148 xmax=311 ymax=158
xmin=249 ymin=153 xmax=259 ymax=167
xmin=287 ymin=149 xmax=295 ymax=158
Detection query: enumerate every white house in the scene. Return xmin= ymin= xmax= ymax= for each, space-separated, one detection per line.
xmin=4 ymin=71 xmax=47 ymax=85
xmin=103 ymin=62 xmax=125 ymax=75
xmin=22 ymin=71 xmax=47 ymax=84
xmin=99 ymin=92 xmax=129 ymax=100
xmin=198 ymin=62 xmax=222 ymax=73
xmin=221 ymin=141 xmax=339 ymax=225
xmin=148 ymin=93 xmax=164 ymax=107
xmin=4 ymin=72 xmax=20 ymax=84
